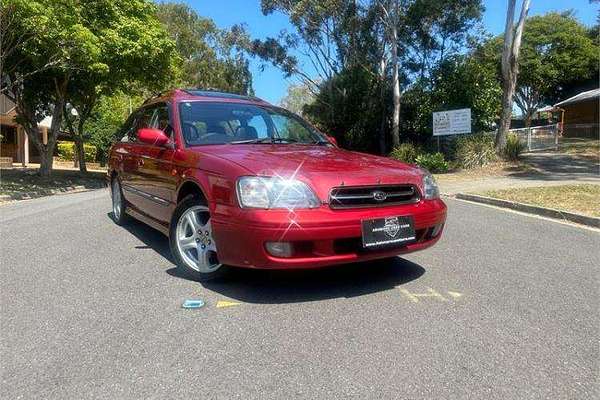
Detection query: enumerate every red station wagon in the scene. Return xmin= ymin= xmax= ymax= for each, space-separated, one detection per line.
xmin=108 ymin=89 xmax=447 ymax=281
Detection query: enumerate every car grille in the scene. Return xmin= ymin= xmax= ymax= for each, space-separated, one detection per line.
xmin=328 ymin=184 xmax=420 ymax=209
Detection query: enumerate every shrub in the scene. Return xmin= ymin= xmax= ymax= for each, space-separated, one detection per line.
xmin=389 ymin=142 xmax=423 ymax=164
xmin=57 ymin=141 xmax=97 ymax=163
xmin=503 ymin=133 xmax=524 ymax=161
xmin=454 ymin=133 xmax=497 ymax=169
xmin=415 ymin=152 xmax=449 ymax=173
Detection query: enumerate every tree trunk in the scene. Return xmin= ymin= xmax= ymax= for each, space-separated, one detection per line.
xmin=38 ymin=145 xmax=54 ymax=177
xmin=495 ymin=0 xmax=530 ymax=153
xmin=391 ymin=23 xmax=400 ymax=148
xmin=497 ymin=77 xmax=516 ymax=150
xmin=378 ymin=55 xmax=387 ymax=155
xmin=524 ymin=113 xmax=532 ymax=128
xmin=74 ymin=135 xmax=87 ymax=173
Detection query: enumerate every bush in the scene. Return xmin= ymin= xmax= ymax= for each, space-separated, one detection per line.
xmin=503 ymin=133 xmax=524 ymax=161
xmin=454 ymin=133 xmax=497 ymax=169
xmin=57 ymin=141 xmax=97 ymax=163
xmin=415 ymin=152 xmax=449 ymax=173
xmin=389 ymin=142 xmax=423 ymax=164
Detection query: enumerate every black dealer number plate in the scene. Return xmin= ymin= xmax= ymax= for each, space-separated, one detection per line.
xmin=361 ymin=216 xmax=416 ymax=249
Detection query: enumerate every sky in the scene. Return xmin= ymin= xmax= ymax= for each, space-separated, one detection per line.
xmin=183 ymin=0 xmax=598 ymax=104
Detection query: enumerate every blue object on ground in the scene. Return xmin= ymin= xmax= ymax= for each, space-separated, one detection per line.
xmin=182 ymin=299 xmax=205 ymax=309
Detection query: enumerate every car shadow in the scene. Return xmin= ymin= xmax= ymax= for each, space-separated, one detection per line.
xmin=109 ymin=212 xmax=426 ymax=304
xmin=169 ymin=257 xmax=425 ymax=304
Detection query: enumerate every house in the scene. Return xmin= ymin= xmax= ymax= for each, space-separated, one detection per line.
xmin=554 ymin=88 xmax=600 ymax=138
xmin=0 ymin=93 xmax=57 ymax=165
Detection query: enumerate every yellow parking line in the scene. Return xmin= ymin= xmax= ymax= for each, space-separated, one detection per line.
xmin=216 ymin=300 xmax=242 ymax=308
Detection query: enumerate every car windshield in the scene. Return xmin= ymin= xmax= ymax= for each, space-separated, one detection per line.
xmin=178 ymin=101 xmax=328 ymax=146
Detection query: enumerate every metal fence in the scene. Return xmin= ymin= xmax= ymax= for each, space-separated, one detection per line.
xmin=509 ymin=123 xmax=559 ymax=152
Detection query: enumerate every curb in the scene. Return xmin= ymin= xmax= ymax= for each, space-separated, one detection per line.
xmin=0 ymin=185 xmax=105 ymax=203
xmin=454 ymin=193 xmax=600 ymax=228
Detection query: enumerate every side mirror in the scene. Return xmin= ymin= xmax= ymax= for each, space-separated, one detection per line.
xmin=326 ymin=135 xmax=338 ymax=147
xmin=138 ymin=128 xmax=170 ymax=147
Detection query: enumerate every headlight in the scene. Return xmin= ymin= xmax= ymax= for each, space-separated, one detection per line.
xmin=237 ymin=176 xmax=320 ymax=209
xmin=422 ymin=171 xmax=440 ymax=199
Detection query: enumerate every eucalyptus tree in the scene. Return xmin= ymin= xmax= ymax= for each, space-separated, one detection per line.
xmin=496 ymin=0 xmax=530 ymax=152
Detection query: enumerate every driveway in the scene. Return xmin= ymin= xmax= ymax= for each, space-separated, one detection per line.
xmin=439 ymin=151 xmax=599 ymax=195
xmin=1 ymin=190 xmax=598 ymax=399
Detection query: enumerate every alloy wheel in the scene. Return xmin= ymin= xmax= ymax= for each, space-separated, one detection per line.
xmin=175 ymin=205 xmax=221 ymax=273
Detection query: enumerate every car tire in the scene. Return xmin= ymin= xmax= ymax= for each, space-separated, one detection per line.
xmin=169 ymin=195 xmax=228 ymax=282
xmin=111 ymin=177 xmax=129 ymax=225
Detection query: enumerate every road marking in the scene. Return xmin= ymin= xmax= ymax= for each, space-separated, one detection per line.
xmin=447 ymin=291 xmax=463 ymax=299
xmin=216 ymin=300 xmax=242 ymax=308
xmin=399 ymin=288 xmax=448 ymax=303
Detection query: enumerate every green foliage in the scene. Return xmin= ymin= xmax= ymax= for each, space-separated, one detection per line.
xmin=304 ymin=66 xmax=385 ymax=153
xmin=454 ymin=134 xmax=497 ymax=169
xmin=519 ymin=12 xmax=598 ymax=104
xmin=477 ymin=12 xmax=598 ymax=120
xmin=389 ymin=143 xmax=423 ymax=164
xmin=503 ymin=134 xmax=524 ymax=161
xmin=2 ymin=0 xmax=180 ymax=175
xmin=279 ymin=82 xmax=315 ymax=116
xmin=57 ymin=141 xmax=97 ymax=163
xmin=156 ymin=2 xmax=253 ymax=94
xmin=87 ymin=92 xmax=144 ymax=164
xmin=414 ymin=153 xmax=449 ymax=173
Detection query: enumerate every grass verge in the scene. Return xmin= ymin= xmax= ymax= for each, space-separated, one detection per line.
xmin=481 ymin=184 xmax=600 ymax=217
xmin=558 ymin=138 xmax=599 ymax=159
xmin=0 ymin=168 xmax=106 ymax=202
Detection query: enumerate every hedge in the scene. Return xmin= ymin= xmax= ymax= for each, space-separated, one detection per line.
xmin=57 ymin=141 xmax=98 ymax=163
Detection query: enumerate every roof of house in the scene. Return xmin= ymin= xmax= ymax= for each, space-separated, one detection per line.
xmin=554 ymin=88 xmax=600 ymax=108
xmin=536 ymin=105 xmax=555 ymax=113
xmin=0 ymin=93 xmax=16 ymax=115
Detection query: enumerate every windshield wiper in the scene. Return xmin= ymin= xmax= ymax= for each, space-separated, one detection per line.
xmin=229 ymin=137 xmax=272 ymax=144
xmin=229 ymin=137 xmax=299 ymax=144
xmin=312 ymin=139 xmax=330 ymax=145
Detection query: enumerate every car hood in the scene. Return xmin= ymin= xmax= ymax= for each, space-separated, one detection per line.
xmin=194 ymin=144 xmax=424 ymax=200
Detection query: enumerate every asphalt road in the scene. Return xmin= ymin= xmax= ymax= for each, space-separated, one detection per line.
xmin=1 ymin=189 xmax=598 ymax=399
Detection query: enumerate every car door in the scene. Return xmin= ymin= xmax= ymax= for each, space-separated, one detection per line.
xmin=119 ymin=106 xmax=156 ymax=213
xmin=115 ymin=110 xmax=143 ymax=207
xmin=135 ymin=103 xmax=178 ymax=223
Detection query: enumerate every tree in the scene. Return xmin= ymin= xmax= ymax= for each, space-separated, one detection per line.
xmin=156 ymin=2 xmax=253 ymax=95
xmin=63 ymin=0 xmax=179 ymax=172
xmin=496 ymin=0 xmax=530 ymax=153
xmin=518 ymin=12 xmax=597 ymax=118
xmin=402 ymin=53 xmax=501 ymax=140
xmin=86 ymin=92 xmax=145 ymax=166
xmin=246 ymin=0 xmax=483 ymax=154
xmin=279 ymin=81 xmax=316 ymax=116
xmin=305 ymin=65 xmax=385 ymax=152
xmin=2 ymin=0 xmax=178 ymax=176
xmin=377 ymin=0 xmax=402 ymax=148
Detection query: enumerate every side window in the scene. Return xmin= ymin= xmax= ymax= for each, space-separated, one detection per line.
xmin=152 ymin=105 xmax=173 ymax=138
xmin=134 ymin=107 xmax=156 ymax=139
xmin=247 ymin=115 xmax=269 ymax=138
xmin=120 ymin=113 xmax=138 ymax=142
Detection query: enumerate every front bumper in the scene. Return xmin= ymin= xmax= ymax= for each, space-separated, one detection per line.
xmin=211 ymin=199 xmax=447 ymax=269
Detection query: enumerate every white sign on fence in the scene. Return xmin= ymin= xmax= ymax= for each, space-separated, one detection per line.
xmin=433 ymin=108 xmax=471 ymax=136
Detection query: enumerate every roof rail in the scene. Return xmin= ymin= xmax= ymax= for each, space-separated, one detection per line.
xmin=181 ymin=88 xmax=265 ymax=102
